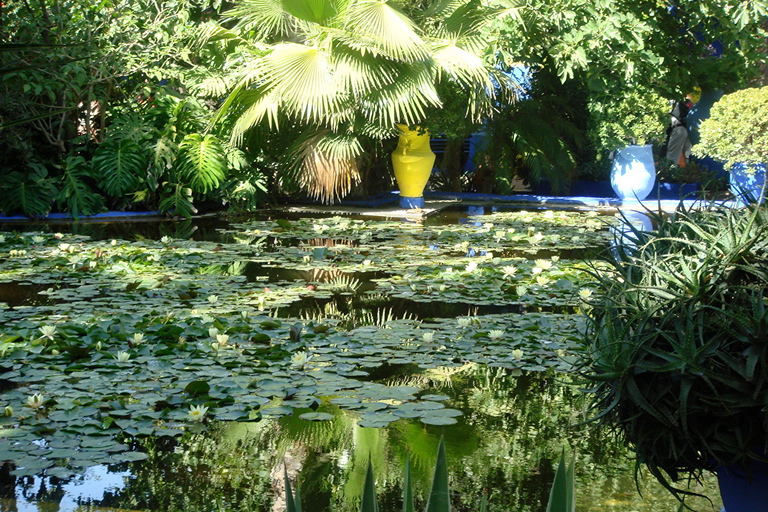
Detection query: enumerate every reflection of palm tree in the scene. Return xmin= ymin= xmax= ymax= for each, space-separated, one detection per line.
xmin=202 ymin=0 xmax=509 ymax=202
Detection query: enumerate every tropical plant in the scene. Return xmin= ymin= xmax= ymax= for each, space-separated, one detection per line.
xmin=692 ymin=85 xmax=768 ymax=172
xmin=200 ymin=0 xmax=516 ymax=203
xmin=284 ymin=437 xmax=576 ymax=512
xmin=580 ymin=201 xmax=768 ymax=501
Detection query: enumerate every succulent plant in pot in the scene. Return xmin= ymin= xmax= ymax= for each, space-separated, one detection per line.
xmin=692 ymin=86 xmax=768 ymax=202
xmin=579 ymin=202 xmax=768 ymax=510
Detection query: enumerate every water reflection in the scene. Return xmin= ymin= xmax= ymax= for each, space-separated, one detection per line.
xmin=0 ymin=369 xmax=722 ymax=511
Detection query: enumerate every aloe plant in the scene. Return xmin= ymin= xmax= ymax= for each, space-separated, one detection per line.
xmin=581 ymin=201 xmax=768 ymax=499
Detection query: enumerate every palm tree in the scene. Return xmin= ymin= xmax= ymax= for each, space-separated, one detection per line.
xmin=199 ymin=0 xmax=516 ymax=203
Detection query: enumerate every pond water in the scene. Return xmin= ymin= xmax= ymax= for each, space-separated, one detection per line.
xmin=0 ymin=206 xmax=722 ymax=511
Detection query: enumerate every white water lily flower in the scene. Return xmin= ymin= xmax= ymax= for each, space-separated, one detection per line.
xmin=422 ymin=331 xmax=436 ymax=343
xmin=530 ymin=233 xmax=545 ymax=244
xmin=502 ymin=266 xmax=518 ymax=279
xmin=465 ymin=261 xmax=478 ymax=273
xmin=302 ymin=255 xmax=312 ymax=263
xmin=51 ymin=349 xmax=60 ymax=356
xmin=544 ymin=211 xmax=555 ymax=219
xmin=512 ymin=349 xmax=524 ymax=359
xmin=160 ymin=236 xmax=172 ymax=244
xmin=536 ymin=276 xmax=550 ymax=286
xmin=495 ymin=230 xmax=506 ymax=239
xmin=32 ymin=235 xmax=45 ymax=244
xmin=129 ymin=333 xmax=145 ymax=345
xmin=516 ymin=285 xmax=528 ymax=296
xmin=552 ymin=256 xmax=560 ymax=263
xmin=0 ymin=235 xmax=5 ymax=243
xmin=211 ymin=342 xmax=221 ymax=351
xmin=115 ymin=351 xmax=130 ymax=363
xmin=535 ymin=259 xmax=553 ymax=270
xmin=240 ymin=311 xmax=249 ymax=321
xmin=488 ymin=329 xmax=505 ymax=339
xmin=215 ymin=334 xmax=229 ymax=346
xmin=531 ymin=267 xmax=543 ymax=275
xmin=95 ymin=341 xmax=102 ymax=351
xmin=491 ymin=257 xmax=501 ymax=266
xmin=207 ymin=295 xmax=219 ymax=304
xmin=39 ymin=325 xmax=56 ymax=340
xmin=257 ymin=296 xmax=266 ymax=311
xmin=4 ymin=405 xmax=12 ymax=417
xmin=291 ymin=351 xmax=313 ymax=369
xmin=208 ymin=327 xmax=219 ymax=338
xmin=579 ymin=288 xmax=593 ymax=301
xmin=26 ymin=393 xmax=44 ymax=410
xmin=201 ymin=314 xmax=215 ymax=324
xmin=188 ymin=404 xmax=209 ymax=422
xmin=457 ymin=317 xmax=471 ymax=328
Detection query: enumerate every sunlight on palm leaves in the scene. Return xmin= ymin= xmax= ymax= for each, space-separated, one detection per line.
xmin=200 ymin=0 xmax=508 ymax=202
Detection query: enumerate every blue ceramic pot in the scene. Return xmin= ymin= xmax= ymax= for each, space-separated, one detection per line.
xmin=730 ymin=163 xmax=766 ymax=204
xmin=717 ymin=460 xmax=768 ymax=512
xmin=610 ymin=145 xmax=656 ymax=201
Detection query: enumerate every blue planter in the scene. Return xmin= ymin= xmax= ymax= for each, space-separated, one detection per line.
xmin=653 ymin=182 xmax=698 ymax=199
xmin=610 ymin=145 xmax=656 ymax=201
xmin=730 ymin=163 xmax=767 ymax=204
xmin=717 ymin=460 xmax=768 ymax=512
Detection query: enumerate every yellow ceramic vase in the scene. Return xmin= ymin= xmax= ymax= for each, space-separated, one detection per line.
xmin=391 ymin=124 xmax=436 ymax=208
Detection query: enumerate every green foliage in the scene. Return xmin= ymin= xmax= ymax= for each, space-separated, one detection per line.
xmin=57 ymin=155 xmax=106 ymax=219
xmin=159 ymin=182 xmax=198 ymax=218
xmin=425 ymin=437 xmax=450 ymax=512
xmin=586 ymin=89 xmax=669 ymax=167
xmin=176 ymin=133 xmax=228 ymax=194
xmin=581 ymin=202 xmax=768 ymax=499
xmin=693 ymin=86 xmax=768 ymax=171
xmin=92 ymin=139 xmax=146 ymax=197
xmin=285 ymin=434 xmax=575 ymax=511
xmin=547 ymin=450 xmax=575 ymax=512
xmin=203 ymin=0 xmax=510 ymax=202
xmin=0 ymin=163 xmax=58 ymax=217
xmin=285 ymin=464 xmax=303 ymax=512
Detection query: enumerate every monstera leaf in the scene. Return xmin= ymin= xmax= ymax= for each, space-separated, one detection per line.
xmin=92 ymin=139 xmax=146 ymax=196
xmin=0 ymin=164 xmax=57 ymax=218
xmin=159 ymin=182 xmax=198 ymax=218
xmin=175 ymin=133 xmax=228 ymax=195
xmin=57 ymin=156 xmax=105 ymax=219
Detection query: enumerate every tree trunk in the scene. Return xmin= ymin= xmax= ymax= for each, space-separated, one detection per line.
xmin=440 ymin=137 xmax=465 ymax=192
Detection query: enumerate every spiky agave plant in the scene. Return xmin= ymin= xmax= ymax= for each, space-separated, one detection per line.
xmin=580 ymin=201 xmax=768 ymax=500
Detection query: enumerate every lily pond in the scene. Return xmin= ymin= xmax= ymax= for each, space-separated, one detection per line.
xmin=0 ymin=206 xmax=722 ymax=511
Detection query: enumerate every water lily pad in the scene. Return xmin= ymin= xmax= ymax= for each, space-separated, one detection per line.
xmin=299 ymin=412 xmax=333 ymax=422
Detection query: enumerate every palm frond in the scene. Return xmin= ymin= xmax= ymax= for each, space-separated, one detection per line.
xmin=345 ymin=0 xmax=429 ymax=62
xmin=286 ymin=129 xmax=362 ymax=203
xmin=92 ymin=140 xmax=146 ymax=196
xmin=359 ymin=62 xmax=441 ymax=126
xmin=175 ymin=134 xmax=228 ymax=194
xmin=224 ymin=0 xmax=295 ymax=39
xmin=282 ymin=0 xmax=339 ymax=23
